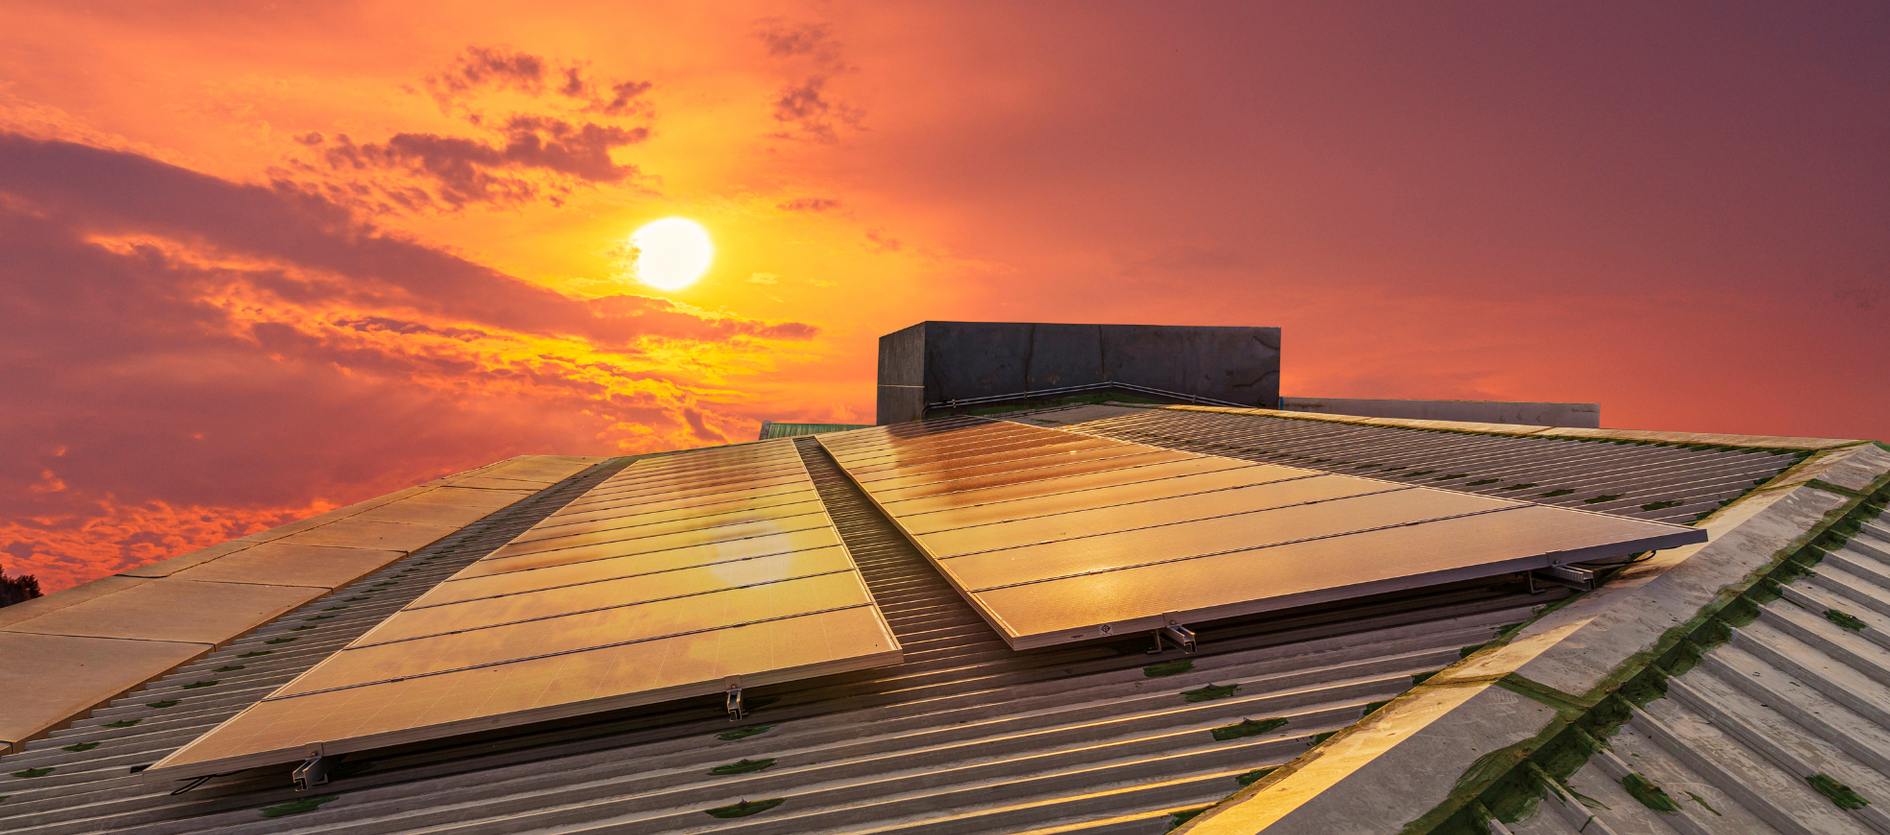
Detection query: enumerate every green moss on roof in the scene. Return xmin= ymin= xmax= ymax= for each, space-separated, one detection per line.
xmin=1809 ymin=773 xmax=1870 ymax=809
xmin=1211 ymin=717 xmax=1288 ymax=741
xmin=1144 ymin=658 xmax=1194 ymax=678
xmin=10 ymin=767 xmax=53 ymax=779
xmin=145 ymin=700 xmax=179 ymax=709
xmin=718 ymin=725 xmax=774 ymax=741
xmin=1826 ymin=609 xmax=1868 ymax=631
xmin=1235 ymin=767 xmax=1277 ymax=787
xmin=260 ymin=795 xmax=338 ymax=818
xmin=101 ymin=718 xmax=140 ymax=728
xmin=709 ymin=758 xmax=776 ymax=776
xmin=1641 ymin=499 xmax=1683 ymax=511
xmin=61 ymin=741 xmax=98 ymax=753
xmin=1167 ymin=806 xmax=1211 ymax=830
xmin=1181 ymin=683 xmax=1240 ymax=703
xmin=1622 ymin=773 xmax=1679 ymax=813
xmin=1584 ymin=494 xmax=1625 ymax=504
xmin=704 ymin=798 xmax=786 ymax=818
xmin=180 ymin=680 xmax=218 ymax=689
xmin=1685 ymin=791 xmax=1722 ymax=815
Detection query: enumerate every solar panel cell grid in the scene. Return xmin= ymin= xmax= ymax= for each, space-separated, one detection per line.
xmin=894 ymin=464 xmax=1309 ymax=534
xmin=146 ymin=438 xmax=901 ymax=780
xmin=815 ymin=418 xmax=1706 ymax=650
xmin=453 ymin=524 xmax=844 ymax=578
xmin=530 ymin=487 xmax=821 ymax=532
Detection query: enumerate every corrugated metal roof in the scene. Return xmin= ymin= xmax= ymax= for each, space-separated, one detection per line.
xmin=758 ymin=421 xmax=872 ymax=440
xmin=1046 ymin=405 xmax=1804 ymax=525
xmin=1511 ymin=508 xmax=1890 ymax=835
xmin=0 ymin=408 xmax=1848 ymax=835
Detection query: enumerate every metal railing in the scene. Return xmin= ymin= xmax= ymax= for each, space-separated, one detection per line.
xmin=926 ymin=381 xmax=1252 ymax=411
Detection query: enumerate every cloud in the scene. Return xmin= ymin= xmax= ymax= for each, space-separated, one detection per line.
xmin=748 ymin=272 xmax=779 ymax=284
xmin=0 ymin=133 xmax=816 ymax=591
xmin=770 ymin=76 xmax=864 ymax=143
xmin=756 ymin=20 xmax=843 ymax=64
xmin=683 ymin=408 xmax=728 ymax=443
xmin=778 ymin=197 xmax=841 ymax=212
xmin=426 ymin=46 xmax=550 ymax=105
xmin=755 ymin=20 xmax=864 ymax=143
xmin=308 ymin=116 xmax=647 ymax=209
xmin=425 ymin=46 xmax=655 ymax=117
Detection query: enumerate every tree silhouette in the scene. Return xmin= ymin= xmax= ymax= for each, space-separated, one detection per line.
xmin=0 ymin=563 xmax=43 ymax=608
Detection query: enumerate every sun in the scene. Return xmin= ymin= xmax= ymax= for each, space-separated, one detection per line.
xmin=629 ymin=218 xmax=713 ymax=290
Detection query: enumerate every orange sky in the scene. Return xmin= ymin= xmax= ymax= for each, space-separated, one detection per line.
xmin=2 ymin=1 xmax=1886 ymax=592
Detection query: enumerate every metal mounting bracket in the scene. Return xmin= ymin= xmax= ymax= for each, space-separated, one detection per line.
xmin=292 ymin=742 xmax=329 ymax=791
xmin=725 ymin=675 xmax=745 ymax=721
xmin=1531 ymin=564 xmax=1598 ymax=592
xmin=1161 ymin=612 xmax=1197 ymax=654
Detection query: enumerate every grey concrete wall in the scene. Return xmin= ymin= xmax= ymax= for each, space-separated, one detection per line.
xmin=1279 ymin=396 xmax=1601 ymax=428
xmin=876 ymin=324 xmax=928 ymax=424
xmin=875 ymin=321 xmax=1281 ymax=424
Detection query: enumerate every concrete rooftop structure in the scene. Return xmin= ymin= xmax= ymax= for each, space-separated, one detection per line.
xmin=3 ymin=362 xmax=1889 ymax=834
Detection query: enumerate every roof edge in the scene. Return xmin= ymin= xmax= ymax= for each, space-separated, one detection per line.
xmin=1144 ymin=403 xmax=1868 ymax=451
xmin=1172 ymin=442 xmax=1890 ymax=835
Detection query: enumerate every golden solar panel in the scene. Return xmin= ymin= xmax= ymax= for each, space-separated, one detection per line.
xmin=818 ymin=419 xmax=1705 ymax=650
xmin=868 ymin=449 xmax=1197 ymax=502
xmin=895 ymin=464 xmax=1310 ymax=534
xmin=145 ymin=439 xmax=900 ymax=784
xmin=879 ymin=455 xmax=1244 ymax=515
xmin=844 ymin=435 xmax=1114 ymax=477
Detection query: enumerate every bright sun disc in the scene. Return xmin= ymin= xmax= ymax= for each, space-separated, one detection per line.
xmin=630 ymin=218 xmax=713 ymax=290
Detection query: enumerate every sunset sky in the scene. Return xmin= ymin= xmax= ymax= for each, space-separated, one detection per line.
xmin=2 ymin=2 xmax=1885 ymax=592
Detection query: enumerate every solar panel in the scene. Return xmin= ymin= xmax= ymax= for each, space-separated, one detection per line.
xmin=819 ymin=418 xmax=1705 ymax=650
xmin=145 ymin=440 xmax=901 ymax=783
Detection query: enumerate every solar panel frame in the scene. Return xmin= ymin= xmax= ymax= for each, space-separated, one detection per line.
xmin=816 ymin=419 xmax=1707 ymax=650
xmin=144 ymin=439 xmax=901 ymax=782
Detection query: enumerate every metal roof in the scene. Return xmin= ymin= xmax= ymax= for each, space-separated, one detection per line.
xmin=757 ymin=421 xmax=872 ymax=440
xmin=0 ymin=406 xmax=1848 ymax=835
xmin=1047 ymin=404 xmax=1805 ymax=525
xmin=1506 ymin=506 xmax=1890 ymax=835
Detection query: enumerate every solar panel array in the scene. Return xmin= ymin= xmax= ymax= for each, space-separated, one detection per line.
xmin=820 ymin=417 xmax=1706 ymax=650
xmin=148 ymin=440 xmax=901 ymax=780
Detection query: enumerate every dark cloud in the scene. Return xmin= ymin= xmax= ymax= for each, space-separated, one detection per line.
xmin=424 ymin=46 xmax=654 ymax=117
xmin=0 ymin=133 xmax=815 ymax=590
xmin=756 ymin=20 xmax=841 ymax=63
xmin=682 ymin=408 xmax=727 ymax=443
xmin=426 ymin=46 xmax=549 ymax=105
xmin=770 ymin=76 xmax=864 ymax=143
xmin=755 ymin=20 xmax=864 ymax=142
xmin=312 ymin=116 xmax=646 ymax=208
xmin=778 ymin=197 xmax=841 ymax=212
xmin=593 ymin=80 xmax=655 ymax=116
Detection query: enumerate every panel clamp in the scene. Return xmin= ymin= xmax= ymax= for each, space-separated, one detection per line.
xmin=1152 ymin=612 xmax=1197 ymax=655
xmin=725 ymin=676 xmax=745 ymax=722
xmin=292 ymin=742 xmax=330 ymax=791
xmin=1528 ymin=564 xmax=1597 ymax=593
